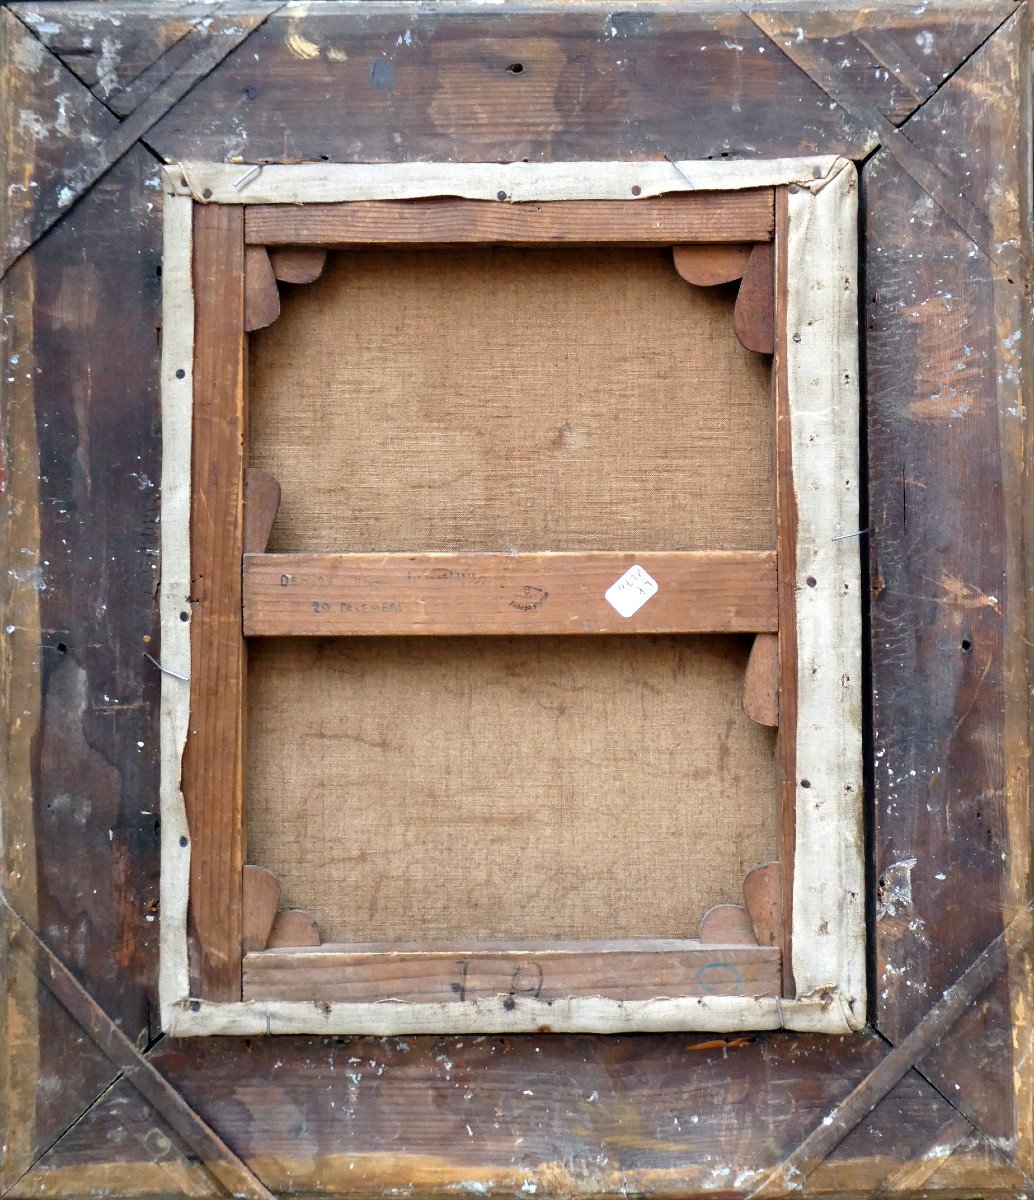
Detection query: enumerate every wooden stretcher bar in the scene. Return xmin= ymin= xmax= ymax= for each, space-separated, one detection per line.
xmin=243 ymin=191 xmax=775 ymax=247
xmin=241 ymin=550 xmax=778 ymax=636
xmin=243 ymin=940 xmax=782 ymax=1003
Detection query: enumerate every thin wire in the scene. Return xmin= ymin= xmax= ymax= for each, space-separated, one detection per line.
xmin=144 ymin=652 xmax=189 ymax=683
xmin=233 ymin=164 xmax=262 ymax=190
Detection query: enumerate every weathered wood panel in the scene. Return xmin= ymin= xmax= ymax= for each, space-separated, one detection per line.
xmin=17 ymin=2 xmax=270 ymax=119
xmin=0 ymin=9 xmax=120 ymax=272
xmin=20 ymin=151 xmax=164 ymax=1029
xmin=865 ymin=148 xmax=1014 ymax=1140
xmin=752 ymin=3 xmax=1015 ymax=124
xmin=0 ymin=912 xmax=117 ymax=1191
xmin=141 ymin=5 xmax=1016 ymax=169
xmin=0 ymin=143 xmax=164 ymax=1177
xmin=7 ymin=1073 xmax=221 ymax=1200
xmin=773 ymin=188 xmax=798 ymax=996
xmin=146 ymin=5 xmax=881 ymax=165
xmin=864 ymin=11 xmax=1030 ymax=1147
xmin=128 ymin=1032 xmax=968 ymax=1197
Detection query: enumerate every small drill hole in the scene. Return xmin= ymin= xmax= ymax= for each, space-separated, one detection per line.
xmin=961 ymin=637 xmax=972 ymax=652
xmin=806 ymin=576 xmax=817 ymax=588
xmin=202 ymin=188 xmax=213 ymax=200
xmin=56 ymin=642 xmax=67 ymax=654
xmin=506 ymin=62 xmax=523 ymax=72
xmin=175 ymin=368 xmax=185 ymax=380
xmin=179 ymin=835 xmax=189 ymax=847
xmin=800 ymin=779 xmax=811 ymax=789
xmin=180 ymin=611 xmax=190 ymax=622
xmin=631 ymin=185 xmax=642 ymax=196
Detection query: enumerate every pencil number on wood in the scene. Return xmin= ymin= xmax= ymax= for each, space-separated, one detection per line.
xmin=242 ymin=942 xmax=782 ymax=1002
xmin=451 ymin=959 xmax=545 ymax=1003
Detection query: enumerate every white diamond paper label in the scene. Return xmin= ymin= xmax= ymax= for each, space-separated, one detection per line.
xmin=604 ymin=564 xmax=659 ymax=618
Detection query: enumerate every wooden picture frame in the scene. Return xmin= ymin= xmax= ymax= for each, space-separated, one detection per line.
xmin=2 ymin=1 xmax=1031 ymax=1195
xmin=158 ymin=158 xmax=862 ymax=1036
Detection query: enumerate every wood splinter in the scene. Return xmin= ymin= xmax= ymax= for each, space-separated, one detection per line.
xmin=743 ymin=632 xmax=780 ymax=726
xmin=244 ymin=245 xmax=281 ymax=332
xmin=243 ymin=468 xmax=281 ymax=554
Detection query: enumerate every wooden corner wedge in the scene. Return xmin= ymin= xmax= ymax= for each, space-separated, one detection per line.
xmin=268 ymin=910 xmax=321 ymax=948
xmin=242 ymin=865 xmax=280 ymax=952
xmin=733 ymin=242 xmax=775 ymax=355
xmin=744 ymin=632 xmax=780 ymax=726
xmin=270 ymin=247 xmax=328 ymax=285
xmin=243 ymin=468 xmax=282 ymax=554
xmin=673 ymin=243 xmax=753 ymax=286
xmin=244 ymin=245 xmax=281 ymax=332
xmin=743 ymin=863 xmax=783 ymax=949
xmin=699 ymin=904 xmax=759 ymax=945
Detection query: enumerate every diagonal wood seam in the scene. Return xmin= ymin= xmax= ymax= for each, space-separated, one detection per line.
xmin=746 ymin=906 xmax=1034 ymax=1198
xmin=883 ymin=1112 xmax=979 ymax=1193
xmin=746 ymin=7 xmax=1026 ymax=285
xmin=2 ymin=1072 xmax=127 ymax=1200
xmin=13 ymin=5 xmax=196 ymax=120
xmin=0 ymin=3 xmax=283 ymax=280
xmin=2 ymin=895 xmax=276 ymax=1200
xmin=32 ymin=6 xmax=265 ymax=125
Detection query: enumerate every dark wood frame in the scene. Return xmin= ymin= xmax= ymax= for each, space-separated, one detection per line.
xmin=1 ymin=0 xmax=1031 ymax=1194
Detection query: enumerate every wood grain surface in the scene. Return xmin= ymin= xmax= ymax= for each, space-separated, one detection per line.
xmin=673 ymin=243 xmax=753 ymax=286
xmin=773 ymin=189 xmax=799 ymax=997
xmin=269 ymin=247 xmax=327 ymax=284
xmin=0 ymin=145 xmax=164 ymax=1181
xmin=244 ymin=193 xmax=774 ymax=246
xmin=733 ymin=241 xmax=775 ymax=355
xmin=893 ymin=27 xmax=1031 ymax=1162
xmin=181 ymin=204 xmax=247 ymax=1001
xmin=243 ymin=940 xmax=781 ymax=1003
xmin=743 ymin=633 xmax=780 ymax=726
xmin=141 ymin=6 xmax=1007 ymax=166
xmin=864 ymin=10 xmax=1030 ymax=1145
xmin=131 ymin=1030 xmax=989 ymax=1199
xmin=243 ymin=551 xmax=778 ymax=636
xmin=243 ymin=244 xmax=280 ymax=332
